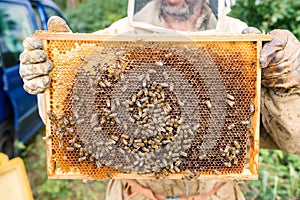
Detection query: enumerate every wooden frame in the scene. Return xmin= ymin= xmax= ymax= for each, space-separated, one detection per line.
xmin=34 ymin=31 xmax=271 ymax=180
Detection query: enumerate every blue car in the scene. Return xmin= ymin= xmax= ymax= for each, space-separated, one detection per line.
xmin=0 ymin=0 xmax=68 ymax=157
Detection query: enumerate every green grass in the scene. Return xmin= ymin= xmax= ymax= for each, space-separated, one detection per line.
xmin=22 ymin=127 xmax=300 ymax=200
xmin=241 ymin=150 xmax=300 ymax=200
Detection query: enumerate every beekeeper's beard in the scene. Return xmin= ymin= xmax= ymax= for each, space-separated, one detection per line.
xmin=161 ymin=0 xmax=202 ymax=20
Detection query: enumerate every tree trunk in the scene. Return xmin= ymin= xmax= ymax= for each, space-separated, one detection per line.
xmin=67 ymin=0 xmax=80 ymax=9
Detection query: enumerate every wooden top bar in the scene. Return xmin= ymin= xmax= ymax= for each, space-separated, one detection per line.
xmin=34 ymin=30 xmax=272 ymax=42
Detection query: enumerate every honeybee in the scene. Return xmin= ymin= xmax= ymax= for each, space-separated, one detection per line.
xmin=199 ymin=154 xmax=206 ymax=160
xmin=47 ymin=110 xmax=56 ymax=119
xmin=62 ymin=117 xmax=69 ymax=126
xmin=233 ymin=140 xmax=240 ymax=149
xmin=155 ymin=61 xmax=164 ymax=66
xmin=66 ymin=127 xmax=74 ymax=134
xmin=162 ymin=71 xmax=169 ymax=80
xmin=128 ymin=116 xmax=135 ymax=123
xmin=100 ymin=117 xmax=106 ymax=125
xmin=106 ymin=172 xmax=113 ymax=179
xmin=135 ymin=142 xmax=145 ymax=147
xmin=160 ymin=83 xmax=169 ymax=88
xmin=93 ymin=126 xmax=102 ymax=132
xmin=74 ymin=143 xmax=81 ymax=148
xmin=226 ymin=100 xmax=235 ymax=108
xmin=164 ymin=52 xmax=173 ymax=59
xmin=183 ymin=44 xmax=190 ymax=50
xmin=138 ymin=73 xmax=145 ymax=81
xmin=99 ymin=81 xmax=106 ymax=88
xmin=79 ymin=148 xmax=84 ymax=157
xmin=111 ymin=135 xmax=119 ymax=141
xmin=148 ymin=69 xmax=157 ymax=74
xmin=240 ymin=120 xmax=250 ymax=125
xmin=104 ymin=80 xmax=111 ymax=87
xmin=133 ymin=114 xmax=141 ymax=121
xmin=145 ymin=73 xmax=150 ymax=81
xmin=179 ymin=151 xmax=188 ymax=157
xmin=59 ymin=140 xmax=64 ymax=149
xmin=139 ymin=161 xmax=144 ymax=168
xmin=66 ymin=147 xmax=74 ymax=151
xmin=78 ymin=156 xmax=87 ymax=162
xmin=224 ymin=162 xmax=232 ymax=167
xmin=205 ymin=100 xmax=212 ymax=109
xmin=121 ymin=85 xmax=128 ymax=92
xmin=212 ymin=169 xmax=220 ymax=175
xmin=142 ymin=147 xmax=149 ymax=152
xmin=169 ymin=82 xmax=174 ymax=91
xmin=226 ymin=93 xmax=235 ymax=101
xmin=250 ymin=104 xmax=255 ymax=113
xmin=162 ymin=158 xmax=168 ymax=166
xmin=174 ymin=166 xmax=181 ymax=173
xmin=227 ymin=123 xmax=235 ymax=130
xmin=42 ymin=135 xmax=52 ymax=140
xmin=233 ymin=157 xmax=238 ymax=165
xmin=223 ymin=145 xmax=230 ymax=153
xmin=142 ymin=80 xmax=147 ymax=88
xmin=77 ymin=118 xmax=85 ymax=124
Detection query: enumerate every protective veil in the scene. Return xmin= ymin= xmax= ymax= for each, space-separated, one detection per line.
xmin=126 ymin=0 xmax=247 ymax=34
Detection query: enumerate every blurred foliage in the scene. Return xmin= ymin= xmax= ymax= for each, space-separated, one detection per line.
xmin=229 ymin=0 xmax=300 ymax=38
xmin=62 ymin=0 xmax=128 ymax=33
xmin=53 ymin=0 xmax=67 ymax=10
xmin=14 ymin=140 xmax=26 ymax=150
xmin=240 ymin=149 xmax=300 ymax=199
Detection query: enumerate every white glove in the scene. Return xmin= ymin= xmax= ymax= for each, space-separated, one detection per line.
xmin=19 ymin=16 xmax=71 ymax=94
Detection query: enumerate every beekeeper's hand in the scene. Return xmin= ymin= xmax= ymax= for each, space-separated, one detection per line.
xmin=19 ymin=16 xmax=71 ymax=94
xmin=260 ymin=30 xmax=300 ymax=89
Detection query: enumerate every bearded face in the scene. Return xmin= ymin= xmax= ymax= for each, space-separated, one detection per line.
xmin=161 ymin=0 xmax=203 ymax=20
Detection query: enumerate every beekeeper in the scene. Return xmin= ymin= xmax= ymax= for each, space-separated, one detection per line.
xmin=19 ymin=0 xmax=300 ymax=199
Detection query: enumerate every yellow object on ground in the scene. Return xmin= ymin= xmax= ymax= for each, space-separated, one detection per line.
xmin=0 ymin=153 xmax=33 ymax=200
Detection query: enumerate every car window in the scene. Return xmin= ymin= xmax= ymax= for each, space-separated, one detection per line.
xmin=0 ymin=2 xmax=34 ymax=68
xmin=44 ymin=6 xmax=63 ymax=18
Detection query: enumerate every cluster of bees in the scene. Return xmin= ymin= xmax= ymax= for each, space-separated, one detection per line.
xmin=47 ymin=111 xmax=95 ymax=164
xmin=98 ymin=51 xmax=130 ymax=87
xmin=47 ymin=111 xmax=76 ymax=148
xmin=219 ymin=141 xmax=241 ymax=167
xmin=83 ymin=65 xmax=202 ymax=174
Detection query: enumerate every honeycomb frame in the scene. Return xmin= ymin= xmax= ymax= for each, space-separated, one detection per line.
xmin=34 ymin=31 xmax=272 ymax=180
